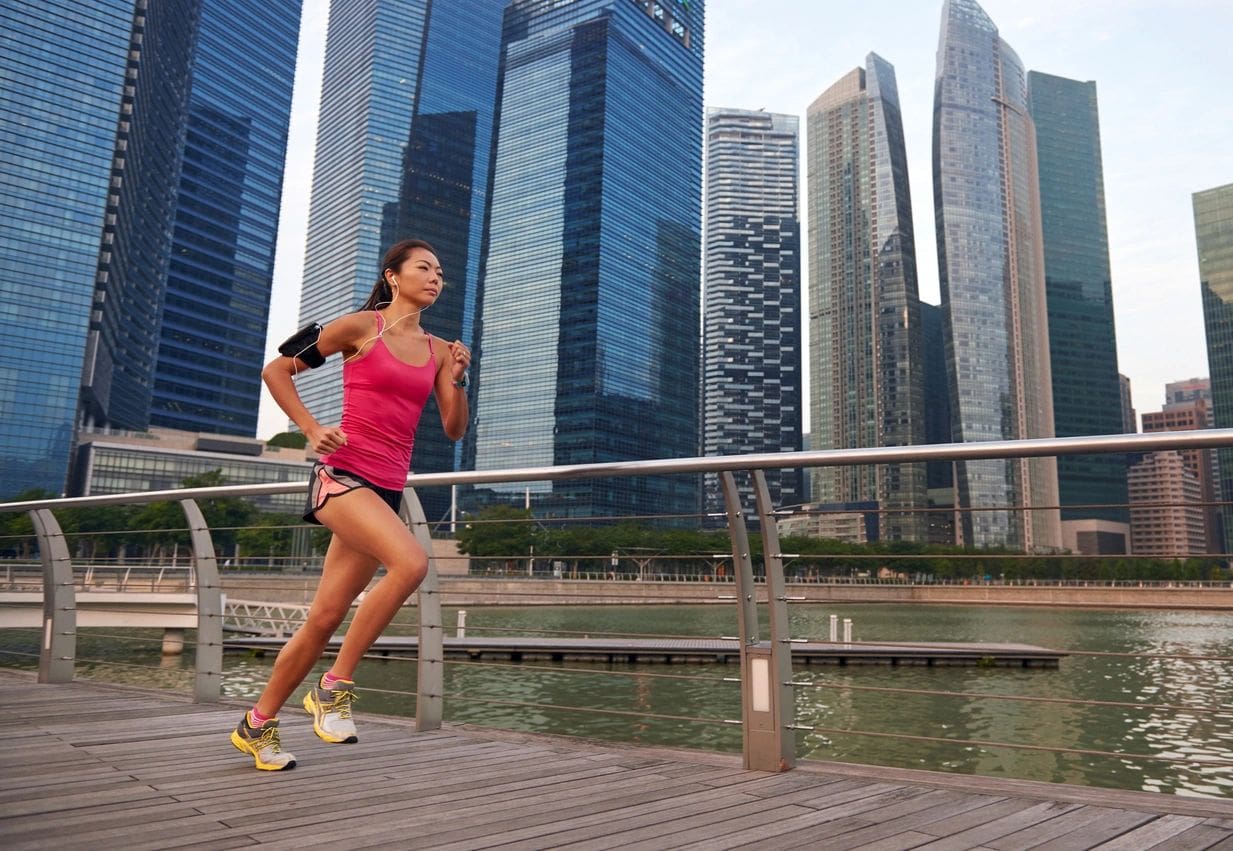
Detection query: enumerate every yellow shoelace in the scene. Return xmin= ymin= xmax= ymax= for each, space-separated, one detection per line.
xmin=328 ymin=688 xmax=357 ymax=720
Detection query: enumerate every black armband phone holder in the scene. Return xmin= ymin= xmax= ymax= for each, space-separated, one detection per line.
xmin=278 ymin=322 xmax=325 ymax=368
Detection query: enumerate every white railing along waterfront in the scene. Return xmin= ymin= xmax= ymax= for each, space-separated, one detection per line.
xmin=4 ymin=429 xmax=1233 ymax=776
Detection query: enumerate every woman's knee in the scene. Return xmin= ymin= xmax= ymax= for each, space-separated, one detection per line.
xmin=303 ymin=604 xmax=350 ymax=638
xmin=387 ymin=553 xmax=428 ymax=589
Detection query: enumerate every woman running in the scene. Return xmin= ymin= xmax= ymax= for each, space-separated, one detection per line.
xmin=231 ymin=239 xmax=469 ymax=770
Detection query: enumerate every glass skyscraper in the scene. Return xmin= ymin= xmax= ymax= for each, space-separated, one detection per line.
xmin=0 ymin=1 xmax=299 ymax=500
xmin=150 ymin=0 xmax=301 ymax=435
xmin=808 ymin=54 xmax=926 ymax=541
xmin=702 ymin=108 xmax=802 ymax=515
xmin=1027 ymin=71 xmax=1126 ymax=524
xmin=1195 ymin=183 xmax=1233 ymax=551
xmin=469 ymin=0 xmax=704 ymax=519
xmin=933 ymin=0 xmax=1060 ymax=551
xmin=0 ymin=1 xmax=146 ymax=497
xmin=294 ymin=0 xmax=432 ymax=425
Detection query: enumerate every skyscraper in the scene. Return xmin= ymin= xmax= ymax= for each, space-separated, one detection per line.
xmin=149 ymin=0 xmax=301 ymax=435
xmin=294 ymin=0 xmax=505 ymax=522
xmin=1195 ymin=182 xmax=1233 ymax=550
xmin=1027 ymin=71 xmax=1126 ymax=524
xmin=933 ymin=0 xmax=1060 ymax=550
xmin=294 ymin=0 xmax=431 ymax=426
xmin=468 ymin=0 xmax=705 ymax=519
xmin=387 ymin=3 xmax=505 ymax=522
xmin=702 ymin=108 xmax=802 ymax=514
xmin=0 ymin=0 xmax=298 ymax=500
xmin=1 ymin=1 xmax=136 ymax=497
xmin=808 ymin=54 xmax=926 ymax=541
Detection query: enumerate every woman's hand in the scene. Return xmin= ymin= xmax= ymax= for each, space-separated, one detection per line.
xmin=448 ymin=340 xmax=471 ymax=382
xmin=306 ymin=423 xmax=348 ymax=454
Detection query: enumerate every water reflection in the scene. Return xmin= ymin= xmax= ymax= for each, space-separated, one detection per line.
xmin=2 ymin=604 xmax=1231 ymax=797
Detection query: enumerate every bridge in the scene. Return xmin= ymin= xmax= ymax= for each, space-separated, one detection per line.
xmin=3 ymin=431 xmax=1233 ymax=847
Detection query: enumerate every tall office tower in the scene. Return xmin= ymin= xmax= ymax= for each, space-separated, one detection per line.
xmin=808 ymin=54 xmax=926 ymax=541
xmin=933 ymin=0 xmax=1060 ymax=550
xmin=294 ymin=1 xmax=432 ymax=426
xmin=79 ymin=2 xmax=198 ymax=437
xmin=1119 ymin=374 xmax=1137 ymax=434
xmin=1195 ymin=182 xmax=1233 ymax=551
xmin=0 ymin=1 xmax=137 ymax=497
xmin=1142 ymin=398 xmax=1220 ymax=553
xmin=469 ymin=0 xmax=705 ymax=519
xmin=1128 ymin=452 xmax=1206 ymax=557
xmin=388 ymin=3 xmax=504 ymax=523
xmin=1028 ymin=71 xmax=1126 ymax=524
xmin=149 ymin=0 xmax=301 ymax=435
xmin=702 ymin=108 xmax=802 ymax=515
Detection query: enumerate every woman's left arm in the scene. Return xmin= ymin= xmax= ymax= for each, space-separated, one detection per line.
xmin=434 ymin=337 xmax=470 ymax=441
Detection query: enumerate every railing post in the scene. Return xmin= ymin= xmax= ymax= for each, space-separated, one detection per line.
xmin=180 ymin=499 xmax=222 ymax=703
xmin=29 ymin=509 xmax=75 ymax=684
xmin=752 ymin=470 xmax=796 ymax=770
xmin=721 ymin=471 xmax=787 ymax=771
xmin=401 ymin=487 xmax=442 ymax=732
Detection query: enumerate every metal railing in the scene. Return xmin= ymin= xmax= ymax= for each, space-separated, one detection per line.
xmin=4 ymin=428 xmax=1233 ymax=776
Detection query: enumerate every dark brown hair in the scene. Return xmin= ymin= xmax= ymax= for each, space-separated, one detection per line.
xmin=360 ymin=239 xmax=437 ymax=311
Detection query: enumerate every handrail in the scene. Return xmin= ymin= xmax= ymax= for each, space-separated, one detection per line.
xmin=5 ymin=428 xmax=1233 ymax=512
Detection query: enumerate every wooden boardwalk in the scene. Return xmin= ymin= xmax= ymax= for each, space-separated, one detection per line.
xmin=2 ymin=671 xmax=1231 ymax=850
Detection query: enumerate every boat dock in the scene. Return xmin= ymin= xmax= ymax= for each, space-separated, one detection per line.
xmin=224 ymin=635 xmax=1066 ymax=667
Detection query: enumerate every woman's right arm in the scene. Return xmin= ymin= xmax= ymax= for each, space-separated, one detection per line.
xmin=261 ymin=313 xmax=373 ymax=454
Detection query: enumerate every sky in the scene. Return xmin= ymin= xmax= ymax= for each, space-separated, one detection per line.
xmin=258 ymin=0 xmax=1233 ymax=440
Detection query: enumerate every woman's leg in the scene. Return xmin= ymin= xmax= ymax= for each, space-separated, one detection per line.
xmin=313 ymin=489 xmax=428 ymax=680
xmin=254 ymin=531 xmax=379 ymax=718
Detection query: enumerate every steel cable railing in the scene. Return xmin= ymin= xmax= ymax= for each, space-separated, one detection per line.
xmin=5 ymin=427 xmax=1233 ymax=787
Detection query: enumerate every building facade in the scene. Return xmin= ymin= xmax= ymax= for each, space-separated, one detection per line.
xmin=933 ymin=0 xmax=1060 ymax=551
xmin=0 ymin=0 xmax=137 ymax=497
xmin=0 ymin=0 xmax=298 ymax=500
xmin=1119 ymin=374 xmax=1137 ymax=434
xmin=1128 ymin=451 xmax=1206 ymax=557
xmin=1142 ymin=397 xmax=1220 ymax=553
xmin=702 ymin=108 xmax=802 ymax=515
xmin=293 ymin=0 xmax=432 ymax=425
xmin=807 ymin=54 xmax=926 ymax=541
xmin=468 ymin=0 xmax=705 ymax=519
xmin=1195 ymin=184 xmax=1233 ymax=552
xmin=1027 ymin=71 xmax=1126 ymax=524
xmin=149 ymin=0 xmax=301 ymax=435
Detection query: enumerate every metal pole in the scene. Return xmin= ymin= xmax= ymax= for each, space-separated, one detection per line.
xmin=752 ymin=470 xmax=796 ymax=771
xmin=829 ymin=614 xmax=838 ymax=643
xmin=180 ymin=499 xmax=222 ymax=703
xmin=29 ymin=509 xmax=74 ymax=684
xmin=401 ymin=488 xmax=442 ymax=732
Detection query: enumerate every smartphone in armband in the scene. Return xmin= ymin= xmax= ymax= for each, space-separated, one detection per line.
xmin=279 ymin=322 xmax=325 ymax=368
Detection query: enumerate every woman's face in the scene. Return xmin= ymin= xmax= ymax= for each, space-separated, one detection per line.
xmin=390 ymin=248 xmax=443 ymax=304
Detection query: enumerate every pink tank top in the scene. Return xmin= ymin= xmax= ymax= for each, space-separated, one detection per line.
xmin=322 ymin=313 xmax=436 ymax=489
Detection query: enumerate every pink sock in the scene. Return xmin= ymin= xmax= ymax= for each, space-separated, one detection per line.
xmin=249 ymin=706 xmax=271 ymax=728
xmin=321 ymin=671 xmax=346 ymax=689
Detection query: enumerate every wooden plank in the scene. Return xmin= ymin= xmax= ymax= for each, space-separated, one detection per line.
xmin=1146 ymin=824 xmax=1233 ymax=851
xmin=443 ymin=790 xmax=768 ymax=851
xmin=912 ymin=801 xmax=1089 ymax=850
xmin=1086 ymin=815 xmax=1206 ymax=850
xmin=0 ymin=799 xmax=205 ymax=843
xmin=987 ymin=806 xmax=1131 ymax=850
xmin=1026 ymin=810 xmax=1161 ymax=851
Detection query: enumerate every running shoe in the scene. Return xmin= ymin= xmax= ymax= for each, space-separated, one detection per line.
xmin=230 ymin=713 xmax=296 ymax=771
xmin=303 ymin=676 xmax=359 ymax=743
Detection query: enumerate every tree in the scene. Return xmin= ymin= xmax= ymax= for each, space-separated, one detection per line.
xmin=266 ymin=431 xmax=307 ymax=449
xmin=456 ymin=505 xmax=538 ymax=566
xmin=0 ymin=488 xmax=54 ymax=558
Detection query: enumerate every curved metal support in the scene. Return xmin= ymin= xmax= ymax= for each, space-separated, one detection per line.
xmin=29 ymin=509 xmax=75 ymax=684
xmin=752 ymin=470 xmax=796 ymax=771
xmin=180 ymin=499 xmax=222 ymax=703
xmin=719 ymin=472 xmax=758 ymax=645
xmin=401 ymin=487 xmax=442 ymax=732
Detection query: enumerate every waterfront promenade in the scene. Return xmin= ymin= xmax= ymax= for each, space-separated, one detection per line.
xmin=4 ymin=670 xmax=1232 ymax=850
xmin=217 ymin=574 xmax=1233 ymax=610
